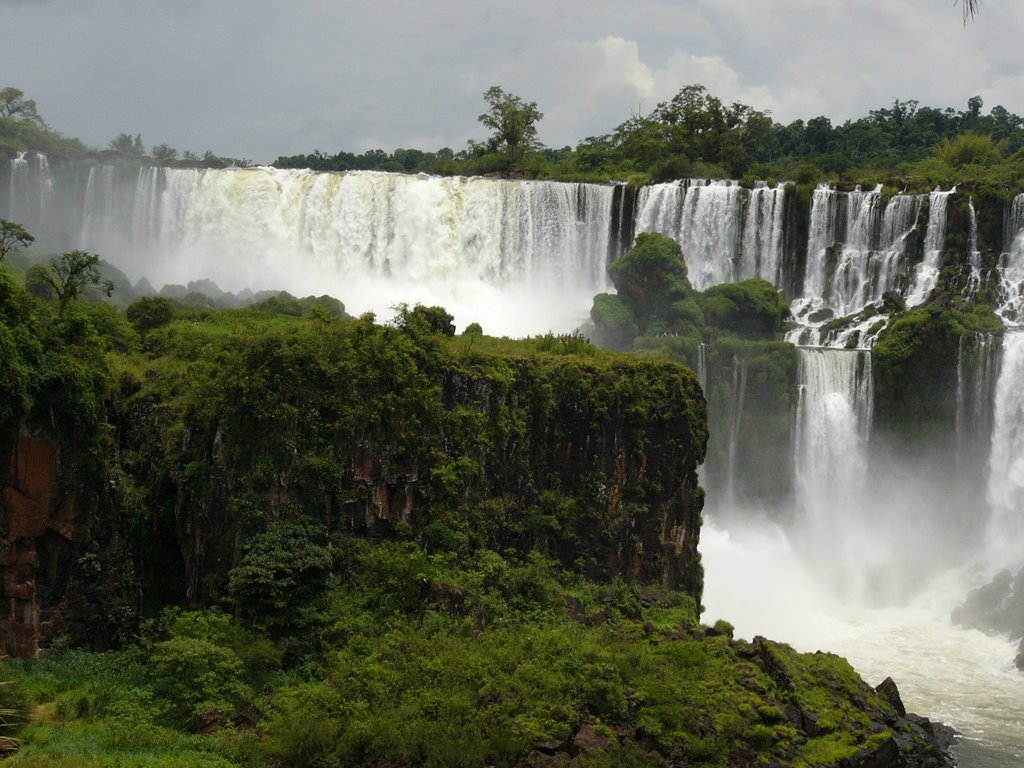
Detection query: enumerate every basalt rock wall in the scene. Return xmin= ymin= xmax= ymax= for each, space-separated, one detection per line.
xmin=129 ymin=349 xmax=709 ymax=608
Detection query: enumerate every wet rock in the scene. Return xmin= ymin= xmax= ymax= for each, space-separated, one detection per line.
xmin=874 ymin=676 xmax=906 ymax=717
xmin=837 ymin=734 xmax=899 ymax=768
xmin=533 ymin=739 xmax=565 ymax=756
xmin=952 ymin=568 xmax=1024 ymax=638
xmin=1015 ymin=637 xmax=1024 ymax=671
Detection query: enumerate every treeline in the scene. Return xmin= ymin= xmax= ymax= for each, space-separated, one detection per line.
xmin=0 ymin=87 xmax=246 ymax=167
xmin=276 ymin=85 xmax=1024 ymax=190
xmin=7 ymin=81 xmax=1024 ymax=189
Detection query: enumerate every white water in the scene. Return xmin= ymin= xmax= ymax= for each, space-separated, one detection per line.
xmin=7 ymin=158 xmax=964 ymax=345
xmin=985 ymin=332 xmax=1024 ymax=566
xmin=702 ymin=344 xmax=1024 ymax=767
xmin=702 ymin=522 xmax=1024 ymax=768
xmin=997 ymin=194 xmax=1024 ymax=327
xmin=2 ymin=161 xmax=615 ymax=336
xmin=634 ymin=179 xmax=787 ymax=290
xmin=789 ymin=185 xmax=931 ymax=348
xmin=7 ymin=155 xmax=1023 ymax=763
xmin=907 ymin=188 xmax=955 ymax=307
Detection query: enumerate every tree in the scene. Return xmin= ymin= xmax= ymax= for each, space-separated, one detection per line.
xmin=474 ymin=86 xmax=543 ymax=175
xmin=109 ymin=132 xmax=145 ymax=155
xmin=607 ymin=232 xmax=692 ymax=328
xmin=0 ymin=87 xmax=45 ymax=127
xmin=0 ymin=220 xmax=33 ymax=263
xmin=38 ymin=251 xmax=114 ymax=311
xmin=151 ymin=143 xmax=178 ymax=162
xmin=126 ymin=295 xmax=175 ymax=332
xmin=227 ymin=520 xmax=331 ymax=631
xmin=960 ymin=0 xmax=980 ymax=22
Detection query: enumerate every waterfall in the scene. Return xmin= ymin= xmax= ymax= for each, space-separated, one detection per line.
xmin=737 ymin=182 xmax=787 ymax=286
xmin=965 ymin=198 xmax=982 ymax=298
xmin=725 ymin=354 xmax=749 ymax=505
xmin=906 ymin=188 xmax=954 ymax=307
xmin=792 ymin=186 xmax=961 ymax=348
xmin=634 ymin=179 xmax=786 ymax=290
xmin=1 ymin=160 xmax=616 ymax=335
xmin=807 ymin=185 xmax=922 ymax=313
xmin=794 ymin=348 xmax=873 ymax=516
xmin=986 ymin=332 xmax=1024 ymax=565
xmin=5 ymin=152 xmax=51 ymax=228
xmin=956 ymin=332 xmax=999 ymax=458
xmin=696 ymin=341 xmax=708 ymax=392
xmin=997 ymin=194 xmax=1024 ymax=326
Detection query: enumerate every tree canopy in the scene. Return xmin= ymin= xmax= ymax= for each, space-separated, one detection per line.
xmin=37 ymin=251 xmax=115 ymax=312
xmin=0 ymin=220 xmax=34 ymax=263
xmin=472 ymin=86 xmax=543 ymax=176
xmin=0 ymin=87 xmax=45 ymax=127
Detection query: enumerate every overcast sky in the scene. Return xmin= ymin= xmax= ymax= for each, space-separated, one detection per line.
xmin=1 ymin=0 xmax=1018 ymax=164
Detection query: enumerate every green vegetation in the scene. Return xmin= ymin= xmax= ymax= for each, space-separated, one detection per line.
xmin=0 ymin=220 xmax=34 ymax=263
xmin=6 ymin=77 xmax=1024 ymax=195
xmin=0 ymin=87 xmax=87 ymax=156
xmin=0 ymin=542 xmax=919 ymax=768
xmin=470 ymin=86 xmax=544 ymax=177
xmin=274 ymin=83 xmax=1024 ymax=194
xmin=0 ymin=221 xmax=948 ymax=765
xmin=590 ymin=234 xmax=796 ymax=505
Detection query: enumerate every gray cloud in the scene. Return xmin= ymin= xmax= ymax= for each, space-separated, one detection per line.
xmin=1 ymin=0 xmax=1018 ymax=163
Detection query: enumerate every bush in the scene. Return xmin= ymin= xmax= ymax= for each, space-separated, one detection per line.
xmin=227 ymin=520 xmax=332 ymax=630
xmin=607 ymin=232 xmax=693 ymax=329
xmin=127 ymin=296 xmax=176 ymax=332
xmin=150 ymin=635 xmax=252 ymax=728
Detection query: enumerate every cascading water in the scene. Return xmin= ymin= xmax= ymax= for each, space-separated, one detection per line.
xmin=634 ymin=179 xmax=786 ymax=290
xmin=965 ymin=197 xmax=982 ymax=298
xmin=996 ymin=194 xmax=1024 ymax=326
xmin=788 ymin=185 xmax=925 ymax=348
xmin=1 ymin=158 xmax=616 ymax=335
xmin=7 ymin=155 xmax=1024 ymax=762
xmin=737 ymin=182 xmax=786 ymax=286
xmin=696 ymin=341 xmax=708 ymax=393
xmin=906 ymin=187 xmax=955 ymax=307
xmin=956 ymin=332 xmax=999 ymax=467
xmin=985 ymin=332 xmax=1024 ymax=566
xmin=724 ymin=354 xmax=748 ymax=506
xmin=793 ymin=348 xmax=873 ymax=513
xmin=703 ymin=341 xmax=1024 ymax=766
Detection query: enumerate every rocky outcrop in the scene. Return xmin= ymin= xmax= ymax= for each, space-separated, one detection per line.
xmin=952 ymin=567 xmax=1024 ymax=638
xmin=748 ymin=639 xmax=955 ymax=768
xmin=0 ymin=436 xmax=80 ymax=657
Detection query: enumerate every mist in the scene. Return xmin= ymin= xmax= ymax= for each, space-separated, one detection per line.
xmin=699 ymin=336 xmax=1024 ymax=767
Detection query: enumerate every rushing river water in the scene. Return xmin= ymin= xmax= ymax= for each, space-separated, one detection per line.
xmin=701 ymin=520 xmax=1024 ymax=768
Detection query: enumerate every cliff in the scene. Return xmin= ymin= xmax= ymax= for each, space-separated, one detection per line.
xmin=113 ymin=318 xmax=708 ymax=608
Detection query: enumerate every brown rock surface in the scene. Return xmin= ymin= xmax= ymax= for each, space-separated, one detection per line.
xmin=0 ymin=437 xmax=79 ymax=656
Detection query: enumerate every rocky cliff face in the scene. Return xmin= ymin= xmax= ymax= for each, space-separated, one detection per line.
xmin=0 ymin=436 xmax=80 ymax=656
xmin=131 ymin=350 xmax=708 ymax=609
